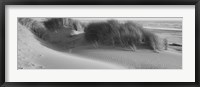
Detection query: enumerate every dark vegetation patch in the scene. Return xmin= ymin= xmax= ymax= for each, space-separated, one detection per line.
xmin=169 ymin=43 xmax=182 ymax=47
xmin=18 ymin=18 xmax=83 ymax=50
xmin=84 ymin=20 xmax=164 ymax=51
xmin=18 ymin=18 xmax=167 ymax=52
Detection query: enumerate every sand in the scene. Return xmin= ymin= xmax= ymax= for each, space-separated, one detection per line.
xmin=18 ymin=23 xmax=182 ymax=69
xmin=69 ymin=46 xmax=182 ymax=69
xmin=17 ymin=23 xmax=124 ymax=69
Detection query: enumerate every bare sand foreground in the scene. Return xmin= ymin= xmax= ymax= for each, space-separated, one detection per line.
xmin=18 ymin=23 xmax=124 ymax=69
xmin=70 ymin=46 xmax=181 ymax=69
xmin=18 ymin=23 xmax=182 ymax=69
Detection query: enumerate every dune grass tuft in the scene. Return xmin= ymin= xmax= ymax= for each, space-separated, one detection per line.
xmin=43 ymin=18 xmax=79 ymax=32
xmin=84 ymin=20 xmax=164 ymax=51
xmin=18 ymin=18 xmax=47 ymax=39
xmin=43 ymin=18 xmax=64 ymax=32
xmin=18 ymin=18 xmax=166 ymax=52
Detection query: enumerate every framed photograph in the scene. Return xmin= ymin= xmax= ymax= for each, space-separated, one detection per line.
xmin=0 ymin=0 xmax=199 ymax=87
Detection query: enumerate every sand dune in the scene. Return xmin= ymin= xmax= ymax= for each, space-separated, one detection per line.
xmin=18 ymin=22 xmax=182 ymax=69
xmin=69 ymin=46 xmax=182 ymax=69
xmin=17 ymin=23 xmax=124 ymax=69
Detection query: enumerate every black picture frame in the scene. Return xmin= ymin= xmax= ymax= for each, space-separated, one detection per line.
xmin=0 ymin=0 xmax=199 ymax=87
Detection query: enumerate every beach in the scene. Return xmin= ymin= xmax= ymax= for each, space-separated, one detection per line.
xmin=17 ymin=18 xmax=182 ymax=69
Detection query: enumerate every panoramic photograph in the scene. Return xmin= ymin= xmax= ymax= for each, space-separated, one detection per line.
xmin=17 ymin=17 xmax=182 ymax=69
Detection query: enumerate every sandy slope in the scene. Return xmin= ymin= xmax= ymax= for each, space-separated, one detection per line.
xmin=17 ymin=23 xmax=124 ymax=69
xmin=69 ymin=46 xmax=182 ymax=69
xmin=18 ymin=23 xmax=182 ymax=69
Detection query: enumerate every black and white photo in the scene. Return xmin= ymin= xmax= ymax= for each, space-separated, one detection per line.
xmin=17 ymin=17 xmax=182 ymax=69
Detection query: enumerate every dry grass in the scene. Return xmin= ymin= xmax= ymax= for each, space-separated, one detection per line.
xmin=43 ymin=18 xmax=65 ymax=31
xmin=18 ymin=18 xmax=47 ymax=39
xmin=18 ymin=18 xmax=166 ymax=52
xmin=84 ymin=20 xmax=165 ymax=51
